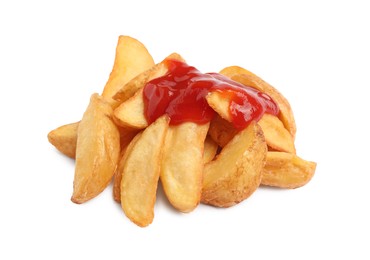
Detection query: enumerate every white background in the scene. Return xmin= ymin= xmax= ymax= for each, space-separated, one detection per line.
xmin=1 ymin=0 xmax=369 ymax=259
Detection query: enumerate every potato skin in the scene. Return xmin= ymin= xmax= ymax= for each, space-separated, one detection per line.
xmin=202 ymin=122 xmax=267 ymax=207
xmin=258 ymin=114 xmax=295 ymax=154
xmin=262 ymin=152 xmax=316 ymax=188
xmin=71 ymin=94 xmax=120 ymax=204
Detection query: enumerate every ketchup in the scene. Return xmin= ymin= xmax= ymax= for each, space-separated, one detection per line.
xmin=143 ymin=60 xmax=279 ymax=130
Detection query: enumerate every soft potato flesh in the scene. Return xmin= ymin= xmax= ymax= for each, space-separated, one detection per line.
xmin=219 ymin=66 xmax=296 ymax=139
xmin=113 ymin=88 xmax=148 ymax=129
xmin=101 ymin=36 xmax=155 ymax=108
xmin=120 ymin=116 xmax=169 ymax=227
xmin=203 ymin=136 xmax=218 ymax=164
xmin=113 ymin=53 xmax=184 ymax=103
xmin=72 ymin=94 xmax=120 ymax=204
xmin=206 ymin=91 xmax=231 ymax=121
xmin=262 ymin=152 xmax=316 ymax=188
xmin=160 ymin=122 xmax=209 ymax=212
xmin=113 ymin=132 xmax=142 ymax=203
xmin=202 ymin=121 xmax=267 ymax=207
xmin=257 ymin=114 xmax=295 ymax=153
xmin=47 ymin=122 xmax=79 ymax=158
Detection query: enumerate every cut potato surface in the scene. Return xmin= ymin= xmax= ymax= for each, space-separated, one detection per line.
xmin=120 ymin=116 xmax=169 ymax=227
xmin=160 ymin=122 xmax=209 ymax=212
xmin=113 ymin=53 xmax=184 ymax=103
xmin=72 ymin=94 xmax=120 ymax=204
xmin=262 ymin=152 xmax=316 ymax=188
xmin=47 ymin=122 xmax=79 ymax=158
xmin=102 ymin=36 xmax=155 ymax=108
xmin=113 ymin=132 xmax=142 ymax=203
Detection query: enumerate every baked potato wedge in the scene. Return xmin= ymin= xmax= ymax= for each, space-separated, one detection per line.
xmin=71 ymin=94 xmax=120 ymax=204
xmin=113 ymin=53 xmax=185 ymax=129
xmin=257 ymin=114 xmax=295 ymax=153
xmin=47 ymin=122 xmax=79 ymax=158
xmin=113 ymin=53 xmax=184 ymax=103
xmin=206 ymin=91 xmax=294 ymax=152
xmin=120 ymin=116 xmax=169 ymax=227
xmin=113 ymin=132 xmax=142 ymax=203
xmin=160 ymin=122 xmax=209 ymax=212
xmin=113 ymin=88 xmax=148 ymax=129
xmin=262 ymin=152 xmax=316 ymax=188
xmin=201 ymin=121 xmax=267 ymax=207
xmin=219 ymin=66 xmax=296 ymax=138
xmin=101 ymin=36 xmax=155 ymax=108
xmin=49 ymin=36 xmax=153 ymax=156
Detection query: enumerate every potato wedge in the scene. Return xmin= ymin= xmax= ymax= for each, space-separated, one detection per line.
xmin=113 ymin=53 xmax=185 ymax=129
xmin=160 ymin=122 xmax=209 ymax=212
xmin=206 ymin=91 xmax=294 ymax=152
xmin=113 ymin=53 xmax=185 ymax=103
xmin=220 ymin=66 xmax=296 ymax=138
xmin=262 ymin=152 xmax=316 ymax=188
xmin=47 ymin=122 xmax=79 ymax=158
xmin=71 ymin=94 xmax=120 ymax=204
xmin=47 ymin=122 xmax=136 ymax=160
xmin=101 ymin=36 xmax=155 ymax=108
xmin=203 ymin=136 xmax=218 ymax=164
xmin=48 ymin=36 xmax=153 ymax=156
xmin=113 ymin=132 xmax=142 ymax=203
xmin=257 ymin=114 xmax=295 ymax=153
xmin=201 ymin=121 xmax=266 ymax=207
xmin=208 ymin=115 xmax=238 ymax=147
xmin=113 ymin=88 xmax=148 ymax=129
xmin=120 ymin=116 xmax=169 ymax=227
xmin=206 ymin=91 xmax=231 ymax=121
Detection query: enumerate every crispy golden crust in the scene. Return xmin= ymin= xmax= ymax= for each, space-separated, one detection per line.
xmin=47 ymin=122 xmax=79 ymax=158
xmin=101 ymin=36 xmax=155 ymax=108
xmin=113 ymin=132 xmax=142 ymax=203
xmin=72 ymin=94 xmax=120 ymax=204
xmin=202 ymin=122 xmax=267 ymax=207
xmin=120 ymin=116 xmax=169 ymax=227
xmin=258 ymin=114 xmax=295 ymax=153
xmin=113 ymin=88 xmax=148 ymax=129
xmin=262 ymin=152 xmax=316 ymax=188
xmin=160 ymin=122 xmax=209 ymax=212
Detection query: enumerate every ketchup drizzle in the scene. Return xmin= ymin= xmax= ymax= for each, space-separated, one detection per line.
xmin=143 ymin=60 xmax=279 ymax=130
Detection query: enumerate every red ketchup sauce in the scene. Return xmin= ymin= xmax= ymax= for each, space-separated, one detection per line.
xmin=143 ymin=59 xmax=279 ymax=130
